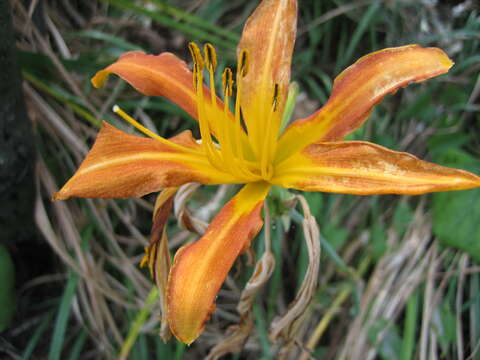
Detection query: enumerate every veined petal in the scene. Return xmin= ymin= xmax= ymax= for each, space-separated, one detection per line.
xmin=91 ymin=51 xmax=228 ymax=134
xmin=167 ymin=182 xmax=271 ymax=344
xmin=237 ymin=0 xmax=297 ymax=151
xmin=276 ymin=45 xmax=453 ymax=162
xmin=53 ymin=122 xmax=240 ymax=200
xmin=272 ymin=141 xmax=480 ymax=195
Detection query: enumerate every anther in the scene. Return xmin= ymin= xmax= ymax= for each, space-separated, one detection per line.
xmin=238 ymin=49 xmax=249 ymax=77
xmin=204 ymin=43 xmax=217 ymax=72
xmin=272 ymin=83 xmax=279 ymax=112
xmin=188 ymin=42 xmax=204 ymax=71
xmin=222 ymin=68 xmax=233 ymax=97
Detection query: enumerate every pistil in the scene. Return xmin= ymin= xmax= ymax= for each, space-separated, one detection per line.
xmin=112 ymin=105 xmax=200 ymax=155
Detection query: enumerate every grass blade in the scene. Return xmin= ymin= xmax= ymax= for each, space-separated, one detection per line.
xmin=48 ymin=270 xmax=80 ymax=360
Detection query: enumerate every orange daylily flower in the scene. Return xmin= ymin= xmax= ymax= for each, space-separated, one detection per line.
xmin=54 ymin=0 xmax=480 ymax=344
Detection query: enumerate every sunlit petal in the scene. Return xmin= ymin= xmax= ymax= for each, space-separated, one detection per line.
xmin=277 ymin=45 xmax=453 ymax=162
xmin=53 ymin=122 xmax=241 ymax=200
xmin=272 ymin=141 xmax=480 ymax=195
xmin=167 ymin=182 xmax=271 ymax=344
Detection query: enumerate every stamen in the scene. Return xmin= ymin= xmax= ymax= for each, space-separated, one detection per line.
xmin=233 ymin=66 xmax=245 ymax=162
xmin=189 ymin=42 xmax=221 ymax=167
xmin=216 ymin=69 xmax=240 ymax=177
xmin=219 ymin=68 xmax=234 ymax=161
xmin=112 ymin=105 xmax=198 ymax=154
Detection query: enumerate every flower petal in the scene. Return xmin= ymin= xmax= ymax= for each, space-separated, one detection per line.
xmin=53 ymin=122 xmax=240 ymax=200
xmin=91 ymin=51 xmax=227 ymax=133
xmin=237 ymin=0 xmax=297 ymax=150
xmin=276 ymin=45 xmax=453 ymax=162
xmin=272 ymin=141 xmax=480 ymax=195
xmin=167 ymin=182 xmax=271 ymax=344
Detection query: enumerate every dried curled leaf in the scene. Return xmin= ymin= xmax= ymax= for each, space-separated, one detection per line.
xmin=174 ymin=183 xmax=208 ymax=234
xmin=269 ymin=195 xmax=320 ymax=354
xmin=140 ymin=187 xmax=177 ymax=341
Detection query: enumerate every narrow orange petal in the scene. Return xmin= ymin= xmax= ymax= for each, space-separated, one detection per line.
xmin=91 ymin=51 xmax=227 ymax=130
xmin=272 ymin=141 xmax=480 ymax=195
xmin=237 ymin=0 xmax=297 ymax=141
xmin=53 ymin=122 xmax=239 ymax=200
xmin=276 ymin=45 xmax=453 ymax=162
xmin=167 ymin=182 xmax=271 ymax=344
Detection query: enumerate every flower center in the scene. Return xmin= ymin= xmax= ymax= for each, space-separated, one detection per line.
xmin=189 ymin=42 xmax=279 ymax=183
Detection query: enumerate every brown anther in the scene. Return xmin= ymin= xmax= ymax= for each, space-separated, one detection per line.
xmin=238 ymin=49 xmax=249 ymax=77
xmin=188 ymin=42 xmax=204 ymax=71
xmin=204 ymin=43 xmax=217 ymax=72
xmin=222 ymin=68 xmax=234 ymax=97
xmin=272 ymin=83 xmax=279 ymax=111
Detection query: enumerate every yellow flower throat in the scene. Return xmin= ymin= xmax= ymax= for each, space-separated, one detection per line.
xmin=189 ymin=42 xmax=280 ymax=183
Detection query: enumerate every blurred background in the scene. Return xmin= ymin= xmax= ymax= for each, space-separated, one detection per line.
xmin=1 ymin=0 xmax=480 ymax=359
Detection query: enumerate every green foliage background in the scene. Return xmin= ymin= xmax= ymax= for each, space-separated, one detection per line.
xmin=3 ymin=0 xmax=480 ymax=359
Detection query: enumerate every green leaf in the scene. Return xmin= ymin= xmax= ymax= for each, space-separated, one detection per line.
xmin=48 ymin=270 xmax=80 ymax=360
xmin=0 ymin=244 xmax=15 ymax=331
xmin=21 ymin=313 xmax=52 ymax=360
xmin=71 ymin=30 xmax=145 ymax=51
xmin=432 ymin=149 xmax=480 ymax=262
xmin=434 ymin=301 xmax=456 ymax=353
xmin=322 ymin=222 xmax=348 ymax=250
xmin=370 ymin=224 xmax=387 ymax=261
xmin=393 ymin=202 xmax=413 ymax=238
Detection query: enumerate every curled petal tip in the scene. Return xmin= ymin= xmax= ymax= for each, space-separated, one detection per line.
xmin=51 ymin=191 xmax=66 ymax=201
xmin=433 ymin=47 xmax=454 ymax=69
xmin=91 ymin=70 xmax=108 ymax=88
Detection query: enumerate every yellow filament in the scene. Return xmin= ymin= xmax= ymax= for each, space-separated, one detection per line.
xmin=205 ymin=49 xmax=236 ymax=177
xmin=187 ymin=43 xmax=264 ymax=182
xmin=112 ymin=105 xmax=198 ymax=154
xmin=260 ymin=116 xmax=276 ymax=179
xmin=233 ymin=73 xmax=261 ymax=180
xmin=218 ymin=68 xmax=239 ymax=177
xmin=234 ymin=50 xmax=249 ymax=161
xmin=233 ymin=67 xmax=245 ymax=166
xmin=233 ymin=49 xmax=265 ymax=180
